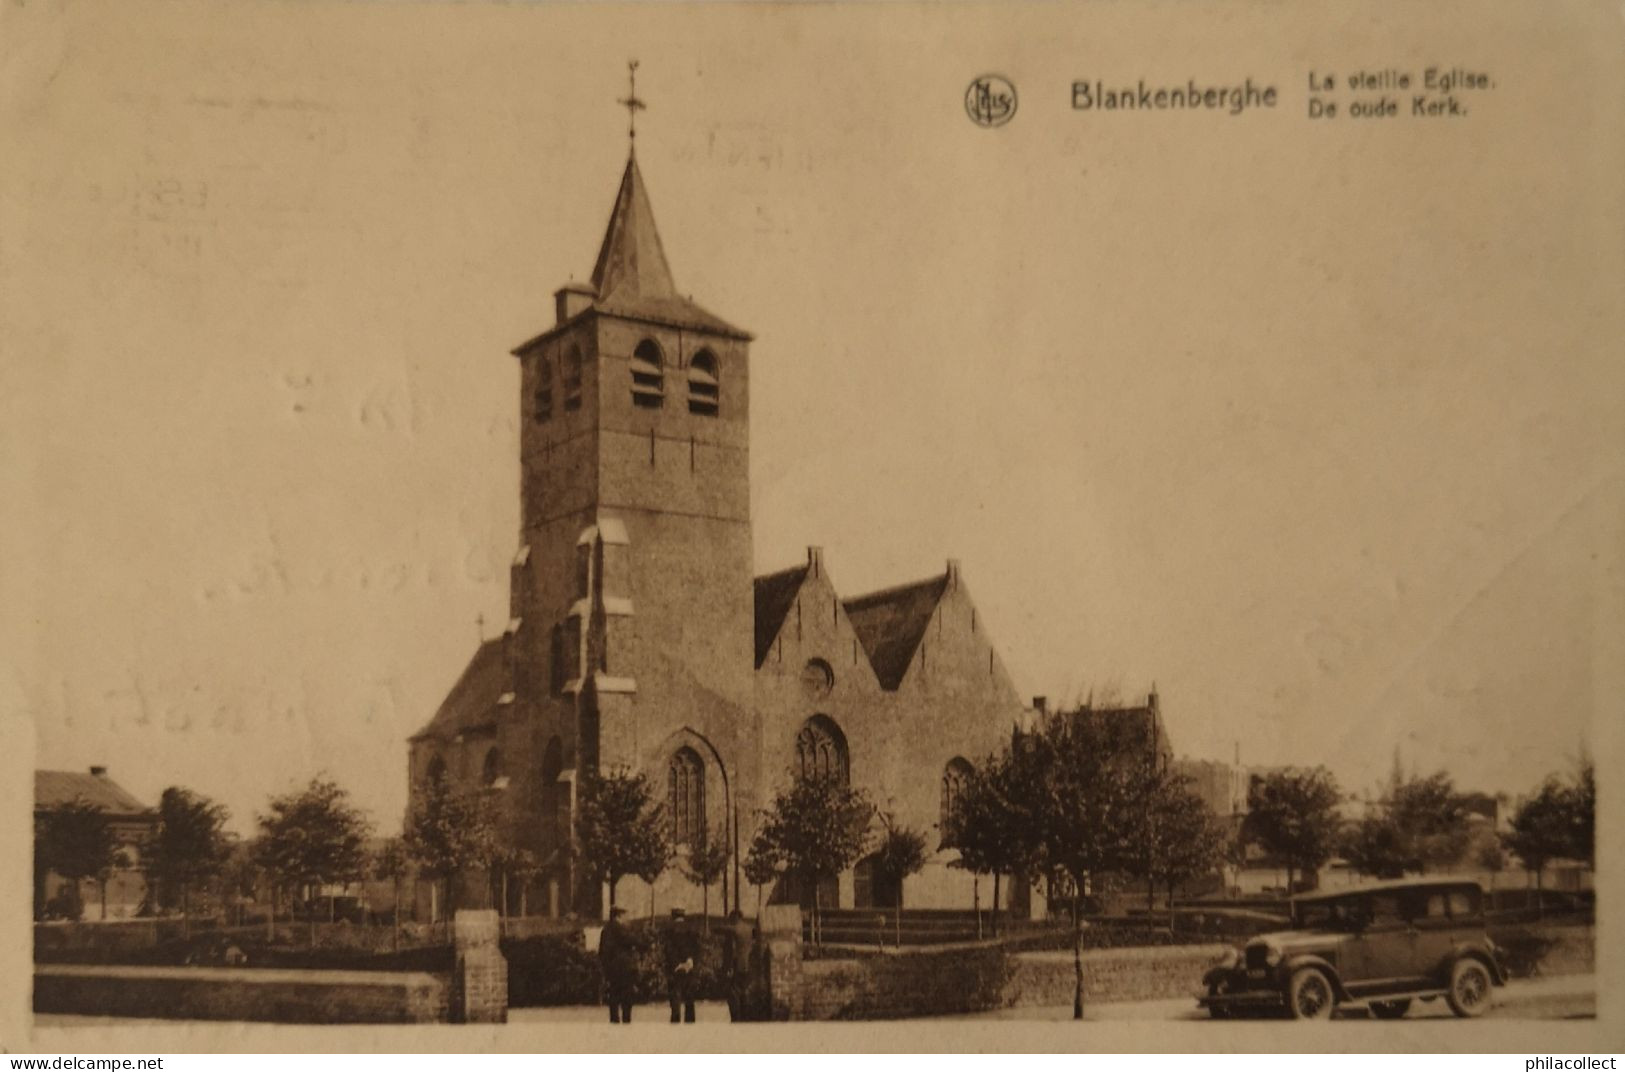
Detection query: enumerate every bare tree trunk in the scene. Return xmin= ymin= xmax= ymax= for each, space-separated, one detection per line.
xmin=1071 ymin=880 xmax=1084 ymax=1021
xmin=267 ymin=885 xmax=276 ymax=941
xmin=812 ymin=880 xmax=820 ymax=948
xmin=973 ymin=875 xmax=982 ymax=939
xmin=894 ymin=877 xmax=902 ymax=949
xmin=992 ymin=872 xmax=1001 ymax=938
xmin=100 ymin=879 xmax=108 ymax=921
xmin=703 ymin=880 xmax=710 ymax=933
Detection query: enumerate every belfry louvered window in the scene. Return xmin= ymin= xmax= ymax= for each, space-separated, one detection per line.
xmin=631 ymin=339 xmax=664 ymax=409
xmin=563 ymin=346 xmax=583 ymax=412
xmin=534 ymin=357 xmax=553 ymax=423
xmin=688 ymin=350 xmax=719 ymax=417
xmin=668 ymin=747 xmax=705 ymax=845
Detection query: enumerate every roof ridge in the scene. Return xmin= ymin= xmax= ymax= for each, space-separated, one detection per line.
xmin=841 ymin=571 xmax=949 ymax=609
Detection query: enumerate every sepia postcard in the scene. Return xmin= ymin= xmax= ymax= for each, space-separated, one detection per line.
xmin=2 ymin=0 xmax=1621 ymax=1054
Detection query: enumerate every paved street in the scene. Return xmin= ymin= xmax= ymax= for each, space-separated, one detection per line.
xmin=36 ymin=975 xmax=1592 ymax=1027
xmin=932 ymin=974 xmax=1595 ymax=1022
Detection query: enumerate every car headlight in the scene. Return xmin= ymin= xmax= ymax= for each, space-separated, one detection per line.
xmin=1263 ymin=943 xmax=1283 ymax=967
xmin=1211 ymin=948 xmax=1240 ymax=970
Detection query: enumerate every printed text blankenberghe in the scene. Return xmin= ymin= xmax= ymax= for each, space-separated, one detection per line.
xmin=1073 ymin=78 xmax=1278 ymax=115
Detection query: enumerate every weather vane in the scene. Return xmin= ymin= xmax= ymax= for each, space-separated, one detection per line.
xmin=618 ymin=59 xmax=647 ymax=147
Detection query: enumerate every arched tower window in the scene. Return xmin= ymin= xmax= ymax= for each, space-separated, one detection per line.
xmin=688 ymin=350 xmax=719 ymax=417
xmin=795 ymin=715 xmax=849 ymax=785
xmin=425 ymin=754 xmax=448 ymax=787
xmin=630 ymin=339 xmax=664 ymax=409
xmin=534 ymin=356 xmax=553 ymax=423
xmin=668 ymin=746 xmax=705 ymax=845
xmin=941 ymin=757 xmax=974 ymax=831
xmin=563 ymin=346 xmax=583 ymax=412
xmin=541 ymin=737 xmax=564 ymax=784
xmin=482 ymin=747 xmax=504 ymax=787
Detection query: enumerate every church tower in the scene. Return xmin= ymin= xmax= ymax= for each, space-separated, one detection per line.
xmin=509 ymin=149 xmax=756 ymax=911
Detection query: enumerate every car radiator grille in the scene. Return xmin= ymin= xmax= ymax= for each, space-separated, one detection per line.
xmin=1244 ymin=945 xmax=1270 ymax=971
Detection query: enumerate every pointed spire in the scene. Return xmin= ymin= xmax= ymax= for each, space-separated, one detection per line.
xmin=589 ymin=154 xmax=678 ymax=306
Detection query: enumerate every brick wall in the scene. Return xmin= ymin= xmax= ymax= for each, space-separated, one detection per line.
xmin=791 ymin=941 xmax=1229 ymax=1020
xmin=33 ymin=965 xmax=448 ymax=1023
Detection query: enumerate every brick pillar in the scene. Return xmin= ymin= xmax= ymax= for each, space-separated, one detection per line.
xmin=451 ymin=909 xmax=507 ymax=1023
xmin=759 ymin=904 xmax=803 ymax=1020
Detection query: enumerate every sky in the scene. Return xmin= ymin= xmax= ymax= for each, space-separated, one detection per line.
xmin=5 ymin=0 xmax=1621 ymax=837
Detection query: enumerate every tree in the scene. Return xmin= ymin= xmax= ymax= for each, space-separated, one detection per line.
xmin=1387 ymin=771 xmax=1472 ymax=872
xmin=371 ymin=838 xmax=410 ymax=949
xmin=36 ymin=800 xmax=119 ymax=921
xmin=1501 ymin=763 xmax=1593 ymax=900
xmin=1475 ymin=839 xmax=1507 ymax=891
xmin=680 ymin=832 xmax=731 ymax=930
xmin=1002 ymin=707 xmax=1160 ymax=1020
xmin=943 ymin=753 xmax=1031 ymax=937
xmin=742 ymin=832 xmax=783 ymax=916
xmin=220 ymin=838 xmax=263 ymax=928
xmin=1243 ymin=767 xmax=1342 ymax=894
xmin=147 ymin=787 xmax=231 ymax=935
xmin=573 ymin=767 xmax=670 ymax=913
xmin=403 ymin=777 xmax=500 ymax=923
xmin=750 ymin=774 xmax=872 ymax=945
xmin=872 ymin=815 xmax=928 ymax=947
xmin=256 ymin=777 xmax=373 ymax=943
xmin=1140 ymin=775 xmax=1227 ymax=911
xmin=1342 ymin=814 xmax=1409 ymax=880
xmin=1565 ymin=762 xmax=1594 ymax=867
xmin=502 ymin=847 xmax=543 ymax=920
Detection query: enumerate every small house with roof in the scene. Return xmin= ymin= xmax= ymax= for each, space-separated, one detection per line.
xmin=34 ymin=767 xmax=156 ymax=919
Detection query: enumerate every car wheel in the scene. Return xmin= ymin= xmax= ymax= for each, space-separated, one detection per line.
xmin=1287 ymin=967 xmax=1336 ymax=1020
xmin=1370 ymin=999 xmax=1411 ymax=1020
xmin=1446 ymin=959 xmax=1492 ymax=1018
xmin=1206 ymin=981 xmax=1234 ymax=1019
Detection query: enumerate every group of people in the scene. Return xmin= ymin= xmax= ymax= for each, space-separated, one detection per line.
xmin=598 ymin=905 xmax=767 ymax=1024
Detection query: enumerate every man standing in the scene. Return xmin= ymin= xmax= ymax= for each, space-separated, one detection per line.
xmin=663 ymin=906 xmax=699 ymax=1023
xmin=720 ymin=909 xmax=757 ymax=1022
xmin=599 ymin=906 xmax=636 ymax=1024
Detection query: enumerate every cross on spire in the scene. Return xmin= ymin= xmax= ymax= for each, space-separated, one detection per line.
xmin=618 ymin=60 xmax=647 ymax=148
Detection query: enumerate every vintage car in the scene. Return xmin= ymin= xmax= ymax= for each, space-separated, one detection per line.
xmin=1197 ymin=878 xmax=1507 ymax=1020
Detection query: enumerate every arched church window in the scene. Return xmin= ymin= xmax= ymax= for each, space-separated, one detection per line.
xmin=688 ymin=350 xmax=719 ymax=417
xmin=549 ymin=623 xmax=566 ymax=694
xmin=482 ymin=747 xmax=504 ymax=787
xmin=630 ymin=339 xmax=664 ymax=409
xmin=534 ymin=356 xmax=553 ymax=423
xmin=541 ymin=737 xmax=563 ymax=784
xmin=426 ymin=754 xmax=447 ymax=787
xmin=563 ymin=346 xmax=583 ymax=412
xmin=795 ymin=715 xmax=849 ymax=785
xmin=941 ymin=757 xmax=974 ymax=832
xmin=668 ymin=746 xmax=705 ymax=845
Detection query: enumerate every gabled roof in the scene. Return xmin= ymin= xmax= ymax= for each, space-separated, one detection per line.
xmin=842 ymin=573 xmax=950 ymax=690
xmin=35 ymin=770 xmax=151 ymax=817
xmin=410 ymin=638 xmax=507 ymax=742
xmin=753 ymin=564 xmax=809 ymax=668
xmin=584 ymin=155 xmax=749 ymax=340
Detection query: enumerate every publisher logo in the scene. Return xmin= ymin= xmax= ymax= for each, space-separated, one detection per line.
xmin=965 ymin=75 xmax=1018 ymax=128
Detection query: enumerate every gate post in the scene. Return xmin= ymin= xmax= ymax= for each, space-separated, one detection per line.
xmin=451 ymin=909 xmax=507 ymax=1023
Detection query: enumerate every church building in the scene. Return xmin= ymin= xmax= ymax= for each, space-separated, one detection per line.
xmin=407 ymin=142 xmax=1032 ymax=920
